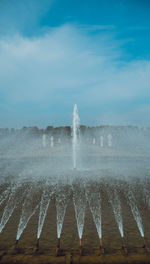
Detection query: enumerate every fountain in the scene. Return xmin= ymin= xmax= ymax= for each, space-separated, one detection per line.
xmin=107 ymin=186 xmax=123 ymax=238
xmin=125 ymin=186 xmax=144 ymax=238
xmin=16 ymin=184 xmax=40 ymax=243
xmin=0 ymin=104 xmax=150 ymax=262
xmin=0 ymin=182 xmax=25 ymax=233
xmin=72 ymin=104 xmax=80 ymax=170
xmin=42 ymin=134 xmax=46 ymax=148
xmin=71 ymin=176 xmax=87 ymax=251
xmin=34 ymin=181 xmax=55 ymax=252
xmin=50 ymin=136 xmax=54 ymax=147
xmin=0 ymin=185 xmax=11 ymax=207
xmin=56 ymin=182 xmax=70 ymax=254
xmin=100 ymin=136 xmax=104 ymax=147
xmin=86 ymin=181 xmax=102 ymax=250
xmin=37 ymin=183 xmax=53 ymax=241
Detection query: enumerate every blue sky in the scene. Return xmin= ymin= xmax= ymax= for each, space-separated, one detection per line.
xmin=0 ymin=0 xmax=150 ymax=128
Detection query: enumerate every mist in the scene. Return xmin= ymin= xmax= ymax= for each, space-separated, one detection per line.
xmin=0 ymin=124 xmax=150 ymax=184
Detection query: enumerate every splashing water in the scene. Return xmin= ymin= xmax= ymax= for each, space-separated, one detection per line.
xmin=126 ymin=187 xmax=144 ymax=237
xmin=37 ymin=184 xmax=53 ymax=239
xmin=142 ymin=184 xmax=150 ymax=210
xmin=16 ymin=185 xmax=40 ymax=240
xmin=72 ymin=104 xmax=80 ymax=170
xmin=72 ymin=181 xmax=86 ymax=239
xmin=0 ymin=183 xmax=23 ymax=233
xmin=107 ymin=188 xmax=123 ymax=238
xmin=0 ymin=186 xmax=11 ymax=207
xmin=86 ymin=182 xmax=102 ymax=239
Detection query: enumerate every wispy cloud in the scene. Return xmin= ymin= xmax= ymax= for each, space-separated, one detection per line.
xmin=74 ymin=24 xmax=116 ymax=32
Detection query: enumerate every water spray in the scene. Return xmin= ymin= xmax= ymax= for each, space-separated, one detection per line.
xmin=72 ymin=104 xmax=80 ymax=170
xmin=73 ymin=182 xmax=86 ymax=253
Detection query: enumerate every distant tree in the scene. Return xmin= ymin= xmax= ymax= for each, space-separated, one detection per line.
xmin=29 ymin=126 xmax=39 ymax=135
xmin=80 ymin=125 xmax=86 ymax=135
xmin=46 ymin=126 xmax=53 ymax=134
xmin=65 ymin=126 xmax=71 ymax=137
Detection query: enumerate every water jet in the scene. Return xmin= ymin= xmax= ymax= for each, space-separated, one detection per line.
xmin=72 ymin=104 xmax=80 ymax=170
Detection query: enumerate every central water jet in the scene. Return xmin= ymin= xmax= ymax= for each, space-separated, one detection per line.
xmin=72 ymin=104 xmax=80 ymax=170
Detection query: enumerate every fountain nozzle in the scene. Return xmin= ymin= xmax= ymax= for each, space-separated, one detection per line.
xmin=14 ymin=239 xmax=19 ymax=250
xmin=79 ymin=238 xmax=83 ymax=255
xmin=99 ymin=238 xmax=102 ymax=247
xmin=142 ymin=244 xmax=149 ymax=253
xmin=142 ymin=237 xmax=149 ymax=252
xmin=122 ymin=244 xmax=128 ymax=254
xmin=15 ymin=239 xmax=18 ymax=246
xmin=79 ymin=238 xmax=82 ymax=249
xmin=122 ymin=244 xmax=126 ymax=249
xmin=143 ymin=244 xmax=146 ymax=248
xmin=36 ymin=238 xmax=39 ymax=251
xmin=56 ymin=238 xmax=62 ymax=256
xmin=121 ymin=238 xmax=128 ymax=254
xmin=99 ymin=238 xmax=104 ymax=254
xmin=57 ymin=238 xmax=60 ymax=249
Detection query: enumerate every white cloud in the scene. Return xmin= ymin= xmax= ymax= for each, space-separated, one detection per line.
xmin=0 ymin=24 xmax=150 ymax=127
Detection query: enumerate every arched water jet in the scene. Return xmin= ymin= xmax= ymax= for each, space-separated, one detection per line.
xmin=16 ymin=185 xmax=40 ymax=241
xmin=141 ymin=179 xmax=150 ymax=211
xmin=107 ymin=187 xmax=124 ymax=238
xmin=0 ymin=182 xmax=24 ymax=233
xmin=56 ymin=184 xmax=70 ymax=242
xmin=125 ymin=187 xmax=144 ymax=238
xmin=85 ymin=182 xmax=102 ymax=248
xmin=72 ymin=180 xmax=86 ymax=248
xmin=37 ymin=183 xmax=54 ymax=245
xmin=72 ymin=104 xmax=80 ymax=170
xmin=143 ymin=189 xmax=150 ymax=209
xmin=0 ymin=186 xmax=11 ymax=206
